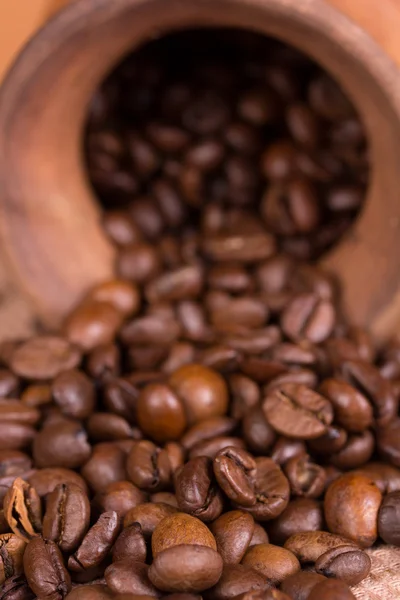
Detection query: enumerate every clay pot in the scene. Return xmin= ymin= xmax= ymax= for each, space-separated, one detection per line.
xmin=1 ymin=0 xmax=400 ymax=340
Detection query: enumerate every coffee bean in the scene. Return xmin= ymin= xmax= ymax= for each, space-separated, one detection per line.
xmin=0 ymin=370 xmax=19 ymax=397
xmin=308 ymin=426 xmax=348 ymax=456
xmin=0 ymin=534 xmax=26 ymax=585
xmin=105 ymin=560 xmax=159 ymax=596
xmin=21 ymin=383 xmax=52 ymax=407
xmin=181 ymin=417 xmax=237 ymax=451
xmin=204 ymin=563 xmax=270 ymax=600
xmin=65 ymin=584 xmax=113 ymax=600
xmin=330 ymin=430 xmax=374 ymax=470
xmin=102 ymin=210 xmax=142 ymax=246
xmin=354 ymin=462 xmax=400 ymax=494
xmin=93 ymin=481 xmax=146 ymax=520
xmin=210 ymin=511 xmax=254 ymax=565
xmin=87 ymin=280 xmax=140 ymax=316
xmin=146 ymin=266 xmax=203 ymax=304
xmin=213 ymin=447 xmax=256 ymax=506
xmin=126 ymin=440 xmax=171 ymax=492
xmin=189 ymin=436 xmax=245 ymax=460
xmin=33 ymin=420 xmax=91 ymax=469
xmin=152 ymin=513 xmax=217 ymax=557
xmin=64 ymin=301 xmax=124 ymax=351
xmin=377 ymin=418 xmax=400 ymax=467
xmin=68 ymin=512 xmax=120 ymax=572
xmin=3 ymin=478 xmax=42 ymax=541
xmin=270 ymin=437 xmax=306 ymax=466
xmin=284 ymin=454 xmax=326 ymax=498
xmin=86 ymin=343 xmax=120 ymax=380
xmin=324 ymin=473 xmax=382 ymax=547
xmin=249 ymin=524 xmax=269 ymax=547
xmin=241 ymin=543 xmax=300 ymax=585
xmin=378 ymin=491 xmax=400 ymax=545
xmin=151 ymin=492 xmax=179 ymax=507
xmin=242 ymin=406 xmax=276 ymax=455
xmin=175 ymin=457 xmax=223 ymax=522
xmin=0 ymin=451 xmax=32 ymax=477
xmin=203 ymin=232 xmax=276 ymax=263
xmin=263 ymin=383 xmax=333 ymax=439
xmin=280 ymin=571 xmax=327 ymax=600
xmin=314 ymin=544 xmax=371 ymax=585
xmin=319 ymin=378 xmax=373 ymax=432
xmin=81 ymin=443 xmax=127 ymax=493
xmin=281 ymin=293 xmax=335 ymax=343
xmin=42 ymin=483 xmax=90 ymax=553
xmin=136 ymin=384 xmax=187 ymax=443
xmin=52 ymin=370 xmax=95 ymax=420
xmin=117 ymin=242 xmax=161 ymax=283
xmin=1 ymin=574 xmax=35 ymax=600
xmin=10 ymin=337 xmax=81 ymax=380
xmin=27 ymin=468 xmax=88 ymax=497
xmin=112 ymin=522 xmax=147 ymax=563
xmin=268 ymin=499 xmax=324 ymax=545
xmin=124 ymin=502 xmax=177 ymax=537
xmin=23 ymin=537 xmax=71 ymax=600
xmin=307 ymin=578 xmax=356 ymax=600
xmin=284 ymin=531 xmax=358 ymax=563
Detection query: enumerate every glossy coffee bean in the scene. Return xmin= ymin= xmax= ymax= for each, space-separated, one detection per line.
xmin=33 ymin=420 xmax=91 ymax=469
xmin=175 ymin=457 xmax=223 ymax=522
xmin=307 ymin=578 xmax=356 ymax=600
xmin=68 ymin=512 xmax=120 ymax=572
xmin=268 ymin=499 xmax=324 ymax=545
xmin=0 ymin=534 xmax=26 ymax=585
xmin=1 ymin=574 xmax=35 ymax=600
xmin=23 ymin=537 xmax=71 ymax=600
xmin=242 ymin=543 xmax=300 ymax=584
xmin=319 ymin=378 xmax=373 ymax=432
xmin=93 ymin=481 xmax=146 ymax=520
xmin=126 ymin=440 xmax=171 ymax=492
xmin=124 ymin=502 xmax=178 ymax=537
xmin=136 ymin=384 xmax=187 ymax=443
xmin=10 ymin=336 xmax=81 ymax=380
xmin=205 ymin=563 xmax=270 ymax=600
xmin=284 ymin=530 xmax=358 ymax=563
xmin=213 ymin=447 xmax=256 ymax=506
xmin=210 ymin=511 xmax=254 ymax=565
xmin=52 ymin=369 xmax=96 ymax=420
xmin=378 ymin=491 xmax=400 ymax=545
xmin=281 ymin=293 xmax=335 ymax=344
xmin=27 ymin=468 xmax=88 ymax=497
xmin=284 ymin=454 xmax=325 ymax=498
xmin=280 ymin=571 xmax=327 ymax=600
xmin=81 ymin=443 xmax=127 ymax=493
xmin=112 ymin=522 xmax=147 ymax=563
xmin=64 ymin=301 xmax=124 ymax=351
xmin=87 ymin=280 xmax=140 ymax=316
xmin=105 ymin=560 xmax=159 ymax=596
xmin=152 ymin=512 xmax=216 ymax=557
xmin=314 ymin=544 xmax=371 ymax=585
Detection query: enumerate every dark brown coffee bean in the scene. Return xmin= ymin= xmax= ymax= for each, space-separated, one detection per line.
xmin=213 ymin=447 xmax=256 ymax=507
xmin=186 ymin=140 xmax=225 ymax=171
xmin=330 ymin=430 xmax=374 ymax=470
xmin=52 ymin=370 xmax=95 ymax=420
xmin=102 ymin=210 xmax=142 ymax=246
xmin=324 ymin=473 xmax=382 ymax=547
xmin=64 ymin=301 xmax=124 ymax=352
xmin=261 ymin=140 xmax=298 ymax=181
xmin=3 ymin=478 xmax=42 ymax=541
xmin=210 ymin=511 xmax=254 ymax=565
xmin=280 ymin=572 xmax=327 ymax=600
xmin=65 ymin=584 xmax=113 ymax=600
xmin=268 ymin=499 xmax=324 ymax=545
xmin=42 ymin=483 xmax=90 ymax=553
xmin=281 ymin=293 xmax=335 ymax=343
xmin=181 ymin=417 xmax=237 ymax=451
xmin=126 ymin=440 xmax=171 ymax=492
xmin=229 ymin=374 xmax=261 ymax=418
xmin=23 ymin=537 xmax=71 ymax=599
xmin=0 ymin=534 xmax=26 ymax=585
xmin=175 ymin=456 xmax=223 ymax=522
xmin=309 ymin=74 xmax=353 ymax=121
xmin=27 ymin=468 xmax=88 ymax=497
xmin=286 ymin=103 xmax=319 ymax=149
xmin=86 ymin=343 xmax=120 ymax=380
xmin=319 ymin=378 xmax=373 ymax=432
xmin=0 ymin=370 xmax=19 ymax=397
xmin=315 ymin=544 xmax=371 ymax=585
xmin=136 ymin=383 xmax=187 ymax=443
xmin=128 ymin=197 xmax=164 ymax=239
xmin=203 ymin=232 xmax=276 ymax=263
xmin=263 ymin=383 xmax=333 ymax=439
xmin=162 ymin=342 xmax=196 ymax=373
xmin=112 ymin=522 xmax=147 ymax=563
xmin=270 ymin=437 xmax=306 ymax=466
xmin=105 ymin=560 xmax=159 ymax=596
xmin=149 ymin=544 xmax=223 ymax=593
xmin=87 ymin=280 xmax=140 ymax=317
xmin=21 ymin=383 xmax=52 ymax=407
xmin=205 ymin=563 xmax=270 ymax=600
xmin=242 ymin=406 xmax=276 ymax=455
xmin=68 ymin=511 xmax=120 ymax=572
xmin=378 ymin=490 xmax=400 ymax=545
xmin=81 ymin=443 xmax=127 ymax=493
xmin=117 ymin=242 xmax=161 ymax=283
xmin=208 ymin=265 xmax=252 ymax=294
xmin=284 ymin=455 xmax=325 ymax=498
xmin=249 ymin=524 xmax=269 ymax=547
xmin=377 ymin=418 xmax=400 ymax=467
xmin=146 ymin=266 xmax=203 ymax=305
xmin=151 ymin=492 xmax=179 ymax=507
xmin=308 ymin=425 xmax=348 ymax=456
xmin=123 ymin=502 xmax=177 ymax=537
xmin=264 ymin=368 xmax=318 ymax=392
xmin=284 ymin=531 xmax=358 ymax=563
xmin=10 ymin=336 xmax=81 ymax=380
xmin=198 ymin=346 xmax=242 ymax=372
xmin=87 ymin=412 xmax=133 ymax=442
xmin=152 ymin=512 xmax=216 ymax=557
xmin=93 ymin=481 xmax=146 ymax=520
xmin=242 ymin=543 xmax=300 ymax=585
xmin=0 ymin=450 xmax=32 ymax=477
xmin=1 ymin=574 xmax=35 ymax=600
xmin=33 ymin=420 xmax=91 ymax=469
xmin=262 ymin=179 xmax=319 ymax=236
xmin=0 ymin=401 xmax=39 ymax=426
xmin=307 ymin=578 xmax=356 ymax=600
xmin=169 ymin=364 xmax=228 ymax=425
xmin=121 ymin=313 xmax=181 ymax=346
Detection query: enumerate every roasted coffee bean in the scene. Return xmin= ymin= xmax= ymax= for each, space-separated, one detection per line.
xmin=0 ymin=450 xmax=32 ymax=477
xmin=354 ymin=462 xmax=400 ymax=494
xmin=102 ymin=210 xmax=142 ymax=246
xmin=68 ymin=512 xmax=120 ymax=572
xmin=81 ymin=443 xmax=127 ymax=493
xmin=152 ymin=512 xmax=217 ymax=557
xmin=21 ymin=383 xmax=52 ymax=407
xmin=281 ymin=294 xmax=335 ymax=343
xmin=65 ymin=584 xmax=113 ymax=600
xmin=284 ymin=454 xmax=325 ymax=498
xmin=242 ymin=406 xmax=276 ymax=455
xmin=308 ymin=425 xmax=348 ymax=456
xmin=124 ymin=502 xmax=178 ymax=537
xmin=148 ymin=544 xmax=223 ymax=593
xmin=112 ymin=522 xmax=147 ymax=563
xmin=250 ymin=524 xmax=269 ymax=547
xmin=324 ymin=473 xmax=382 ymax=547
xmin=87 ymin=412 xmax=133 ymax=441
xmin=64 ymin=301 xmax=124 ymax=351
xmin=151 ymin=492 xmax=179 ymax=507
xmin=3 ymin=478 xmax=42 ymax=541
xmin=87 ymin=280 xmax=140 ymax=317
xmin=105 ymin=560 xmax=159 ymax=596
xmin=205 ymin=563 xmax=270 ymax=600
xmin=284 ymin=531 xmax=358 ymax=563
xmin=189 ymin=436 xmax=245 ymax=460
xmin=146 ymin=266 xmax=203 ymax=304
xmin=377 ymin=418 xmax=400 ymax=467
xmin=0 ymin=401 xmax=38 ymax=426
xmin=378 ymin=491 xmax=400 ymax=545
xmin=136 ymin=383 xmax=187 ymax=443
xmin=169 ymin=364 xmax=228 ymax=425
xmin=319 ymin=378 xmax=373 ymax=432
xmin=314 ymin=544 xmax=371 ymax=585
xmin=86 ymin=343 xmax=120 ymax=380
xmin=27 ymin=468 xmax=88 ymax=497
xmin=175 ymin=456 xmax=223 ymax=522
xmin=270 ymin=437 xmax=306 ymax=466
xmin=33 ymin=420 xmax=91 ymax=469
xmin=242 ymin=543 xmax=300 ymax=585
xmin=330 ymin=430 xmax=374 ymax=470
xmin=126 ymin=440 xmax=171 ymax=492
xmin=1 ymin=574 xmax=35 ymax=600
xmin=93 ymin=480 xmax=146 ymax=520
xmin=117 ymin=242 xmax=161 ymax=283
xmin=0 ymin=534 xmax=26 ymax=585
xmin=268 ymin=499 xmax=324 ymax=545
xmin=181 ymin=417 xmax=237 ymax=451
xmin=42 ymin=483 xmax=90 ymax=553
xmin=307 ymin=578 xmax=356 ymax=600
xmin=210 ymin=511 xmax=254 ymax=565
xmin=203 ymin=232 xmax=276 ymax=263
xmin=213 ymin=447 xmax=256 ymax=506
xmin=23 ymin=537 xmax=71 ymax=600
xmin=280 ymin=572 xmax=327 ymax=600
xmin=52 ymin=370 xmax=96 ymax=420
xmin=229 ymin=375 xmax=260 ymax=420
xmin=263 ymin=383 xmax=333 ymax=439
xmin=10 ymin=336 xmax=81 ymax=380
xmin=262 ymin=179 xmax=319 ymax=236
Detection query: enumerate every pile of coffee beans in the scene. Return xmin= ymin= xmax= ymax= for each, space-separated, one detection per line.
xmin=3 ymin=30 xmax=400 ymax=600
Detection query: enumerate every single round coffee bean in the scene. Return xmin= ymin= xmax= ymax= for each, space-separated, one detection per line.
xmin=117 ymin=242 xmax=161 ymax=283
xmin=324 ymin=473 xmax=382 ymax=547
xmin=126 ymin=440 xmax=171 ymax=492
xmin=378 ymin=490 xmax=400 ymax=545
xmin=10 ymin=336 xmax=81 ymax=380
xmin=124 ymin=502 xmax=178 ymax=537
xmin=86 ymin=342 xmax=120 ymax=380
xmin=213 ymin=447 xmax=257 ymax=507
xmin=81 ymin=442 xmax=128 ymax=493
xmin=319 ymin=378 xmax=373 ymax=432
xmin=3 ymin=478 xmax=42 ymax=542
xmin=210 ymin=511 xmax=254 ymax=565
xmin=68 ymin=511 xmax=120 ymax=572
xmin=64 ymin=301 xmax=124 ymax=351
xmin=52 ymin=369 xmax=95 ymax=420
xmin=204 ymin=563 xmax=270 ymax=600
xmin=242 ymin=406 xmax=277 ymax=455
xmin=281 ymin=293 xmax=335 ymax=344
xmin=280 ymin=571 xmax=327 ymax=600
xmin=42 ymin=483 xmax=90 ymax=553
xmin=87 ymin=412 xmax=133 ymax=441
xmin=105 ymin=560 xmax=159 ymax=596
xmin=284 ymin=531 xmax=358 ymax=563
xmin=263 ymin=383 xmax=333 ymax=439
xmin=87 ymin=280 xmax=140 ymax=316
xmin=306 ymin=578 xmax=356 ymax=600
xmin=102 ymin=209 xmax=142 ymax=246
xmin=148 ymin=544 xmax=223 ymax=593
xmin=315 ymin=544 xmax=371 ymax=585
xmin=242 ymin=543 xmax=300 ymax=585
xmin=33 ymin=420 xmax=91 ymax=469
xmin=136 ymin=383 xmax=187 ymax=443
xmin=93 ymin=481 xmax=146 ymax=520
xmin=23 ymin=537 xmax=71 ymax=600
xmin=112 ymin=522 xmax=147 ymax=563
xmin=169 ymin=364 xmax=228 ymax=425
xmin=268 ymin=499 xmax=324 ymax=545
xmin=0 ymin=534 xmax=26 ymax=585
xmin=152 ymin=512 xmax=216 ymax=558
xmin=27 ymin=468 xmax=88 ymax=497
xmin=146 ymin=266 xmax=203 ymax=304
xmin=175 ymin=457 xmax=223 ymax=522
xmin=330 ymin=430 xmax=374 ymax=470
